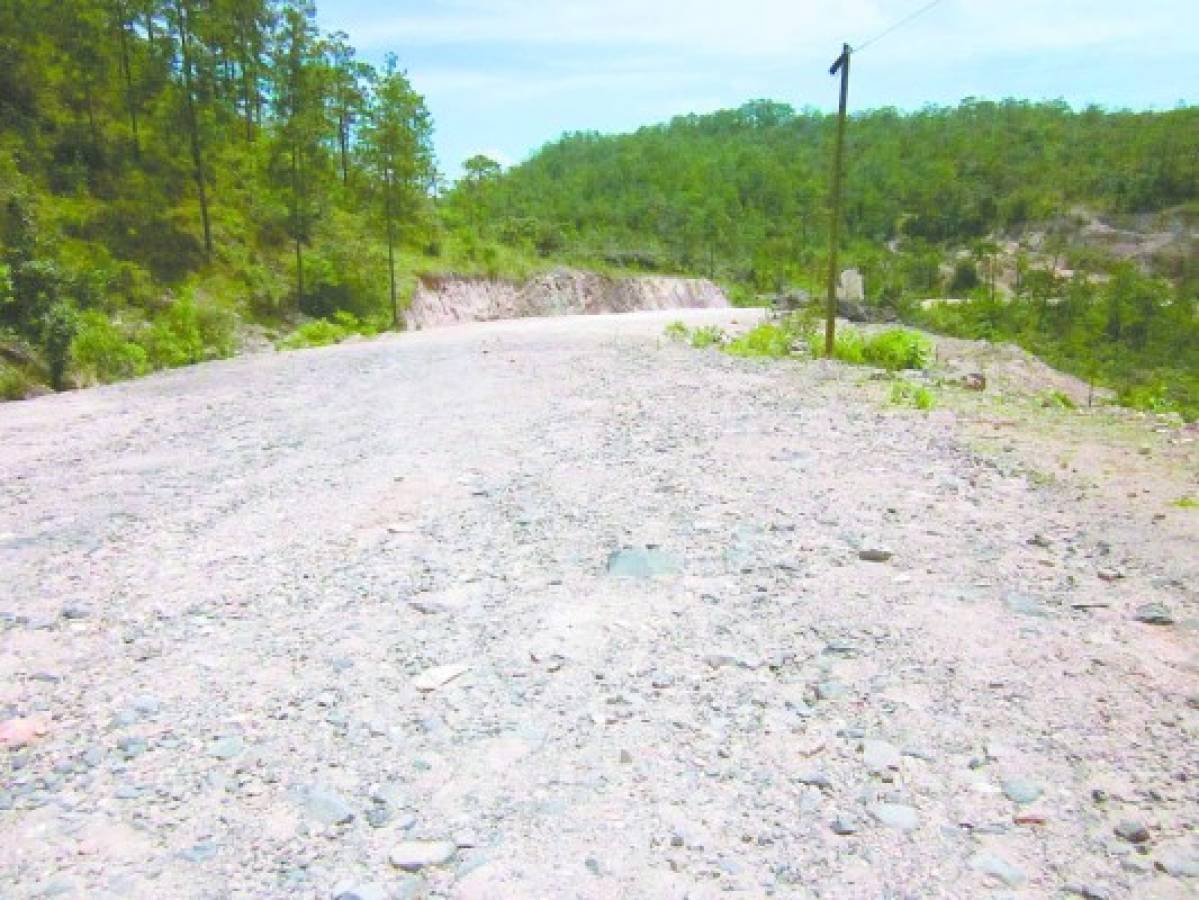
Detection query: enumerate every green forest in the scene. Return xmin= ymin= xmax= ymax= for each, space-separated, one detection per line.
xmin=1 ymin=0 xmax=1197 ymax=416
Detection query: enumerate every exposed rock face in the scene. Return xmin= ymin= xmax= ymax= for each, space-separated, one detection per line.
xmin=405 ymin=268 xmax=728 ymax=330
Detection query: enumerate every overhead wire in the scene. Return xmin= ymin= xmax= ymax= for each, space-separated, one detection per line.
xmin=851 ymin=0 xmax=948 ymax=55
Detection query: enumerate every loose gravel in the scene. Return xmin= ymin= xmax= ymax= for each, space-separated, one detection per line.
xmin=1 ymin=309 xmax=1196 ymax=898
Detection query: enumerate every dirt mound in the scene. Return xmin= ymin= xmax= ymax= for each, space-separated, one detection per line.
xmin=406 ymin=268 xmax=728 ymax=330
xmin=930 ymin=333 xmax=1111 ymax=405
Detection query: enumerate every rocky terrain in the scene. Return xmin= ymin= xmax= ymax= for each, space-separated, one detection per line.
xmin=404 ymin=269 xmax=727 ymax=330
xmin=1 ymin=308 xmax=1197 ymax=899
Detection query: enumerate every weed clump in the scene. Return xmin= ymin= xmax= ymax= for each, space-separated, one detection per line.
xmin=663 ymin=320 xmax=689 ymax=342
xmin=688 ymin=325 xmax=725 ymax=349
xmin=724 ymin=323 xmax=793 ymax=358
xmin=890 ymin=380 xmax=937 ymax=411
xmin=277 ymin=311 xmax=380 ymax=350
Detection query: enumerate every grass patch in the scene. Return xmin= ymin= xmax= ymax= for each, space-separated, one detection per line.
xmin=663 ymin=320 xmax=690 ymax=342
xmin=890 ymin=379 xmax=937 ymax=411
xmin=1172 ymin=496 xmax=1199 ymax=509
xmin=689 ymin=325 xmax=725 ymax=349
xmin=724 ymin=322 xmax=794 ymax=358
xmin=1040 ymin=390 xmax=1077 ymax=410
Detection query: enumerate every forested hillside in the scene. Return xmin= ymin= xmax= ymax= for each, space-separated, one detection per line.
xmin=2 ymin=2 xmax=1196 ymax=417
xmin=0 ymin=0 xmax=446 ymax=397
xmin=459 ymin=100 xmax=1199 ymax=417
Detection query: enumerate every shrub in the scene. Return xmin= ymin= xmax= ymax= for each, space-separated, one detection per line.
xmin=689 ymin=325 xmax=724 ymax=349
xmin=0 ymin=364 xmax=33 ymax=400
xmin=862 ymin=329 xmax=932 ymax=371
xmin=277 ymin=311 xmax=378 ymax=351
xmin=140 ymin=299 xmax=236 ymax=369
xmin=890 ymin=380 xmax=937 ymax=411
xmin=71 ymin=310 xmax=147 ymax=383
xmin=663 ymin=320 xmax=689 ymax=342
xmin=808 ymin=326 xmax=865 ymax=364
xmin=39 ymin=300 xmax=77 ymax=390
xmin=724 ymin=323 xmax=793 ymax=358
xmin=949 ymin=259 xmax=979 ymax=294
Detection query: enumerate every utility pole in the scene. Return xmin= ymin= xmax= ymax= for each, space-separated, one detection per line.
xmin=824 ymin=43 xmax=851 ymax=356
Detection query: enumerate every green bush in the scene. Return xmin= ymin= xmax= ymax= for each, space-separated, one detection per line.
xmin=71 ymin=310 xmax=147 ymax=383
xmin=890 ymin=380 xmax=937 ymax=411
xmin=689 ymin=325 xmax=724 ymax=349
xmin=808 ymin=326 xmax=865 ymax=364
xmin=0 ymin=364 xmax=34 ymax=400
xmin=724 ymin=323 xmax=793 ymax=358
xmin=277 ymin=311 xmax=378 ymax=351
xmin=862 ymin=329 xmax=932 ymax=371
xmin=663 ymin=320 xmax=689 ymax=342
xmin=139 ymin=299 xmax=236 ymax=369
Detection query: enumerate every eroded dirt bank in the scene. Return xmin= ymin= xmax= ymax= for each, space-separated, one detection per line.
xmin=1 ymin=309 xmax=1196 ymax=899
xmin=404 ymin=269 xmax=728 ymax=329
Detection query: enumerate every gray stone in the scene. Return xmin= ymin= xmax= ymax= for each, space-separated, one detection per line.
xmin=366 ymin=803 xmax=393 ymax=829
xmin=132 ymin=696 xmax=161 ymax=716
xmin=815 ymin=680 xmax=848 ymax=701
xmin=837 ymin=269 xmax=865 ymax=303
xmin=968 ymin=853 xmax=1027 ymax=887
xmin=1004 ymin=593 xmax=1051 ymax=618
xmin=208 ymin=736 xmax=245 ymax=760
xmin=1063 ymin=884 xmax=1113 ymax=900
xmin=333 ymin=885 xmax=389 ymax=900
xmin=114 ymin=783 xmax=142 ymax=800
xmin=179 ymin=842 xmax=218 ymax=863
xmin=830 ymin=816 xmax=858 ymax=835
xmin=862 ymin=740 xmax=901 ymax=773
xmin=1134 ymin=603 xmax=1175 ymax=626
xmin=872 ymin=803 xmax=919 ymax=831
xmin=858 ymin=548 xmax=893 ymax=563
xmin=302 ymin=787 xmax=355 ymax=826
xmin=1156 ymin=853 xmax=1199 ymax=878
xmin=388 ymin=840 xmax=457 ymax=871
xmin=60 ymin=605 xmax=90 ymax=621
xmin=796 ymin=771 xmax=832 ymax=791
xmin=118 ymin=737 xmax=147 ymax=759
xmin=1114 ymin=819 xmax=1151 ymax=844
xmin=605 ymin=548 xmax=681 ymax=578
xmin=1001 ymin=778 xmax=1043 ymax=805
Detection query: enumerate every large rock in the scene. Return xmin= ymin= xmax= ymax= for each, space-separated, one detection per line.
xmin=837 ymin=268 xmax=865 ymax=303
xmin=405 ymin=268 xmax=728 ymax=330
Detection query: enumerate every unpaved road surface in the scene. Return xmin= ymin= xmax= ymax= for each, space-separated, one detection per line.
xmin=1 ymin=309 xmax=1197 ymax=899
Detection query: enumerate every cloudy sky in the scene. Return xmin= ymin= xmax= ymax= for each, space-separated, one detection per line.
xmin=317 ymin=0 xmax=1199 ymax=179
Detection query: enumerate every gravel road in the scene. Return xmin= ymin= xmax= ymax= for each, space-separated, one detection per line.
xmin=1 ymin=309 xmax=1196 ymax=899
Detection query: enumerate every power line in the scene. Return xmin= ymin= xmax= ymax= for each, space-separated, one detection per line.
xmin=853 ymin=0 xmax=948 ymax=55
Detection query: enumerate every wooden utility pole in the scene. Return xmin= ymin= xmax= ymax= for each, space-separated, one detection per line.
xmin=824 ymin=43 xmax=851 ymax=356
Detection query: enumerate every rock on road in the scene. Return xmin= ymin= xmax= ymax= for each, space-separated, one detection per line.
xmin=1 ymin=309 xmax=1196 ymax=899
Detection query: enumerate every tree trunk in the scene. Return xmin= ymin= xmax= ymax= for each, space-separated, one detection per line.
xmin=339 ymin=112 xmax=349 ymax=185
xmin=292 ymin=144 xmax=304 ymax=310
xmin=115 ymin=6 xmax=141 ymax=158
xmin=175 ymin=0 xmax=213 ymax=258
xmin=386 ymin=165 xmax=397 ymax=328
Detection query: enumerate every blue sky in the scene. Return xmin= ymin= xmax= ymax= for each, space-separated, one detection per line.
xmin=317 ymin=0 xmax=1199 ymax=180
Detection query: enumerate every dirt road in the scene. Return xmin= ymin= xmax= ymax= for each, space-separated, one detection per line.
xmin=1 ymin=309 xmax=1196 ymax=898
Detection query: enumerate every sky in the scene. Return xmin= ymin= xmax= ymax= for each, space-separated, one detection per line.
xmin=316 ymin=0 xmax=1199 ymax=180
